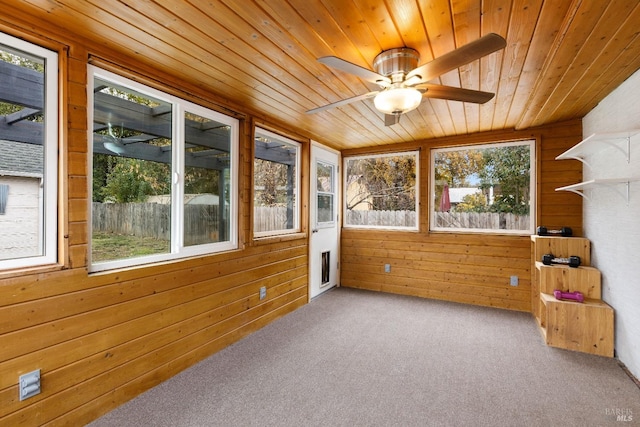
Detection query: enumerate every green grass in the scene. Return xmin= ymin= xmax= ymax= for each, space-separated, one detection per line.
xmin=92 ymin=232 xmax=170 ymax=262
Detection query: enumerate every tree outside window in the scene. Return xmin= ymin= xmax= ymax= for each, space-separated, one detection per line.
xmin=431 ymin=140 xmax=534 ymax=233
xmin=344 ymin=151 xmax=418 ymax=230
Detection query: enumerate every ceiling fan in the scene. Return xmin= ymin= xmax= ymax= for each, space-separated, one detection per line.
xmin=103 ymin=123 xmax=128 ymax=155
xmin=306 ymin=33 xmax=506 ymax=126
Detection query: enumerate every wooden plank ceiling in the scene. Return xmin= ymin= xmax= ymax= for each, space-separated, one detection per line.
xmin=11 ymin=0 xmax=640 ymax=150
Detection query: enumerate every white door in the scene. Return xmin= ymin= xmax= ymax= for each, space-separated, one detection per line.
xmin=309 ymin=142 xmax=340 ymax=299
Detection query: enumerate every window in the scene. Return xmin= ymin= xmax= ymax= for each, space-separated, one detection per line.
xmin=253 ymin=128 xmax=300 ymax=237
xmin=0 ymin=184 xmax=8 ymax=215
xmin=430 ymin=140 xmax=535 ymax=234
xmin=0 ymin=32 xmax=58 ymax=270
xmin=89 ymin=66 xmax=238 ymax=271
xmin=316 ymin=161 xmax=335 ymax=225
xmin=344 ymin=151 xmax=418 ymax=230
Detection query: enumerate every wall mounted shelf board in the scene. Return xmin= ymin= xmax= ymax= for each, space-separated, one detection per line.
xmin=555 ymin=129 xmax=640 ymax=168
xmin=555 ymin=177 xmax=640 ymax=203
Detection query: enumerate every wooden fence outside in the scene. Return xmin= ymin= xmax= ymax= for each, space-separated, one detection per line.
xmin=346 ymin=209 xmax=530 ymax=230
xmin=92 ymin=202 xmax=223 ymax=244
xmin=93 ymin=203 xmax=292 ymax=241
xmin=434 ymin=211 xmax=530 ymax=230
xmin=254 ymin=206 xmax=290 ymax=232
xmin=346 ymin=210 xmax=417 ymax=227
xmin=94 ymin=204 xmax=530 ymax=239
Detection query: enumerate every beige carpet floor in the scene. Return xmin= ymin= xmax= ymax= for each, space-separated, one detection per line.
xmin=89 ymin=287 xmax=640 ymax=426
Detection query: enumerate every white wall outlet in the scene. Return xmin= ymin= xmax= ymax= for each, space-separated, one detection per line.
xmin=384 ymin=264 xmax=391 ymax=273
xmin=510 ymin=276 xmax=519 ymax=286
xmin=259 ymin=286 xmax=267 ymax=300
xmin=19 ymin=369 xmax=41 ymax=401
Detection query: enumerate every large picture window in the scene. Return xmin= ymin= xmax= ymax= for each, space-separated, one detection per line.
xmin=344 ymin=151 xmax=418 ymax=230
xmin=0 ymin=32 xmax=58 ymax=270
xmin=89 ymin=66 xmax=238 ymax=271
xmin=430 ymin=140 xmax=535 ymax=234
xmin=253 ymin=128 xmax=300 ymax=237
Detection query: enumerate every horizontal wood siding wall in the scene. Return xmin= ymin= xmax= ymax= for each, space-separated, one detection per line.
xmin=0 ymin=6 xmax=583 ymax=426
xmin=0 ymin=12 xmax=309 ymax=427
xmin=341 ymin=122 xmax=583 ymax=312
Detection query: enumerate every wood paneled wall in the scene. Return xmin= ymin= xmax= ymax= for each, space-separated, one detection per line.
xmin=341 ymin=120 xmax=583 ymax=312
xmin=0 ymin=14 xmax=309 ymax=427
xmin=0 ymin=7 xmax=582 ymax=426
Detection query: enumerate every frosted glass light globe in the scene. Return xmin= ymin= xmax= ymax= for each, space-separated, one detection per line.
xmin=373 ymin=87 xmax=422 ymax=115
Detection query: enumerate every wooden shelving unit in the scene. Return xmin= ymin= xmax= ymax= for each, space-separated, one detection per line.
xmin=531 ymin=235 xmax=614 ymax=357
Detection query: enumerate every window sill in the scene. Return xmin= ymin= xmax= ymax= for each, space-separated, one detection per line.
xmin=429 ymin=228 xmax=533 ymax=236
xmin=0 ymin=262 xmax=66 ymax=281
xmin=252 ymin=232 xmax=308 ymax=245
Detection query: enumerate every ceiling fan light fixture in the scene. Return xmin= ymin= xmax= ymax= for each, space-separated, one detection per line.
xmin=373 ymin=87 xmax=422 ymax=115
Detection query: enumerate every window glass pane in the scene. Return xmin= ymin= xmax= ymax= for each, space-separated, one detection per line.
xmin=316 ymin=161 xmax=334 ymax=224
xmin=317 ymin=193 xmax=334 ymax=223
xmin=184 ymin=112 xmax=231 ymax=245
xmin=91 ymin=78 xmax=172 ymax=263
xmin=90 ymin=66 xmax=239 ymax=272
xmin=344 ymin=152 xmax=418 ymax=229
xmin=317 ymin=162 xmax=333 ymax=192
xmin=431 ymin=141 xmax=534 ymax=233
xmin=253 ymin=128 xmax=300 ymax=236
xmin=0 ymin=38 xmax=56 ymax=266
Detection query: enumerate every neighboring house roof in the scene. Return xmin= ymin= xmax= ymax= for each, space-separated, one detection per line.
xmin=0 ymin=139 xmax=43 ymax=176
xmin=449 ymin=187 xmax=480 ymax=204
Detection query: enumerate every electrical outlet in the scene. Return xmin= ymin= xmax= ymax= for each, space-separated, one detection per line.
xmin=384 ymin=264 xmax=391 ymax=273
xmin=510 ymin=276 xmax=519 ymax=287
xmin=19 ymin=369 xmax=40 ymax=401
xmin=259 ymin=286 xmax=267 ymax=300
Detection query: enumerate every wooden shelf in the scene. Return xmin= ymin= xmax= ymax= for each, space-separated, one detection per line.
xmin=540 ymin=293 xmax=614 ymax=357
xmin=540 ymin=292 xmax=609 ymax=308
xmin=535 ymin=262 xmax=601 ymax=298
xmin=530 ymin=236 xmax=591 ymax=266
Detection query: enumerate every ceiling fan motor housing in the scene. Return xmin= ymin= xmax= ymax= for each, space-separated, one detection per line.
xmin=373 ymin=47 xmax=420 ymax=82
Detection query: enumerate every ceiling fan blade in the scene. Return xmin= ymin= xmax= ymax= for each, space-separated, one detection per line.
xmin=384 ymin=114 xmax=400 ymax=126
xmin=418 ymin=84 xmax=495 ymax=104
xmin=318 ymin=56 xmax=391 ymax=86
xmin=306 ymin=91 xmax=379 ymax=114
xmin=121 ymin=134 xmax=157 ymax=144
xmin=406 ymin=33 xmax=506 ymax=84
